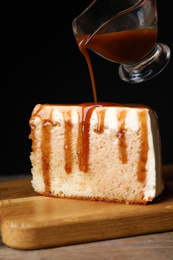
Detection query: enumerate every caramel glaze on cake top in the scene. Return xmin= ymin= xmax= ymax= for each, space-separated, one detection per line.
xmin=29 ymin=103 xmax=150 ymax=195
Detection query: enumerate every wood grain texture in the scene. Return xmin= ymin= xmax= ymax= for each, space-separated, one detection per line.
xmin=1 ymin=232 xmax=173 ymax=260
xmin=0 ymin=165 xmax=173 ymax=250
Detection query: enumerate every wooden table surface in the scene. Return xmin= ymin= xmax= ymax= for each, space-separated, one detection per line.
xmin=1 ymin=165 xmax=173 ymax=260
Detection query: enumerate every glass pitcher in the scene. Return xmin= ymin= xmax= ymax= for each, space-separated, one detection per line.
xmin=72 ymin=0 xmax=170 ymax=83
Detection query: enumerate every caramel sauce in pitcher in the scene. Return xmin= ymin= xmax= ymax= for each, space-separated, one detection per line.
xmin=87 ymin=28 xmax=157 ymax=64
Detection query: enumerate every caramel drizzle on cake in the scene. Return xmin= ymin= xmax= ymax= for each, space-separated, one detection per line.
xmin=96 ymin=109 xmax=106 ymax=134
xmin=77 ymin=103 xmax=110 ymax=172
xmin=137 ymin=110 xmax=149 ymax=183
xmin=77 ymin=104 xmax=101 ymax=173
xmin=30 ymin=105 xmax=52 ymax=194
xmin=117 ymin=110 xmax=128 ymax=164
xmin=63 ymin=109 xmax=73 ymax=174
xmin=41 ymin=119 xmax=52 ymax=194
xmin=30 ymin=104 xmax=149 ymax=193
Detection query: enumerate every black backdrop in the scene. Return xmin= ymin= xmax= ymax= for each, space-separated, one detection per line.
xmin=1 ymin=0 xmax=173 ymax=175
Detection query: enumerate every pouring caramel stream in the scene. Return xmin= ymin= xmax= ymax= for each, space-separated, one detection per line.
xmin=77 ymin=35 xmax=98 ymax=103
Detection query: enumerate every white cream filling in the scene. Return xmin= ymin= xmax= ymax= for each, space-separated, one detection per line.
xmin=144 ymin=111 xmax=163 ymax=200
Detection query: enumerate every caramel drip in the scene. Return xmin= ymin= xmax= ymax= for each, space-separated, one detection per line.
xmin=41 ymin=120 xmax=52 ymax=193
xmin=63 ymin=109 xmax=73 ymax=173
xmin=137 ymin=111 xmax=149 ymax=183
xmin=77 ymin=117 xmax=83 ymax=172
xmin=77 ymin=105 xmax=96 ymax=172
xmin=117 ymin=110 xmax=127 ymax=163
xmin=30 ymin=105 xmax=53 ymax=192
xmin=96 ymin=109 xmax=106 ymax=134
xmin=41 ymin=109 xmax=53 ymax=194
xmin=77 ymin=103 xmax=118 ymax=172
xmin=76 ymin=102 xmax=122 ymax=172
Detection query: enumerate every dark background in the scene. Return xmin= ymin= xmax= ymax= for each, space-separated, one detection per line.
xmin=1 ymin=0 xmax=173 ymax=175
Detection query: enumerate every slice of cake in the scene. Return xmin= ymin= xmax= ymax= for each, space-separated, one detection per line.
xmin=29 ymin=103 xmax=164 ymax=204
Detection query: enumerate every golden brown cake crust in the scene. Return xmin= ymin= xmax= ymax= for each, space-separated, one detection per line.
xmin=35 ymin=190 xmax=149 ymax=205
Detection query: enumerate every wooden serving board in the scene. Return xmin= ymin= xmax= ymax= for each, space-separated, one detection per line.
xmin=0 ymin=165 xmax=173 ymax=250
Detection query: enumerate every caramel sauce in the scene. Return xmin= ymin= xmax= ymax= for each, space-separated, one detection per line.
xmin=137 ymin=111 xmax=149 ymax=183
xmin=77 ymin=35 xmax=97 ymax=103
xmin=77 ymin=102 xmax=120 ymax=172
xmin=63 ymin=109 xmax=73 ymax=173
xmin=96 ymin=109 xmax=106 ymax=134
xmin=87 ymin=28 xmax=157 ymax=64
xmin=117 ymin=110 xmax=128 ymax=163
xmin=41 ymin=120 xmax=52 ymax=194
xmin=77 ymin=104 xmax=97 ymax=172
xmin=30 ymin=105 xmax=53 ymax=193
